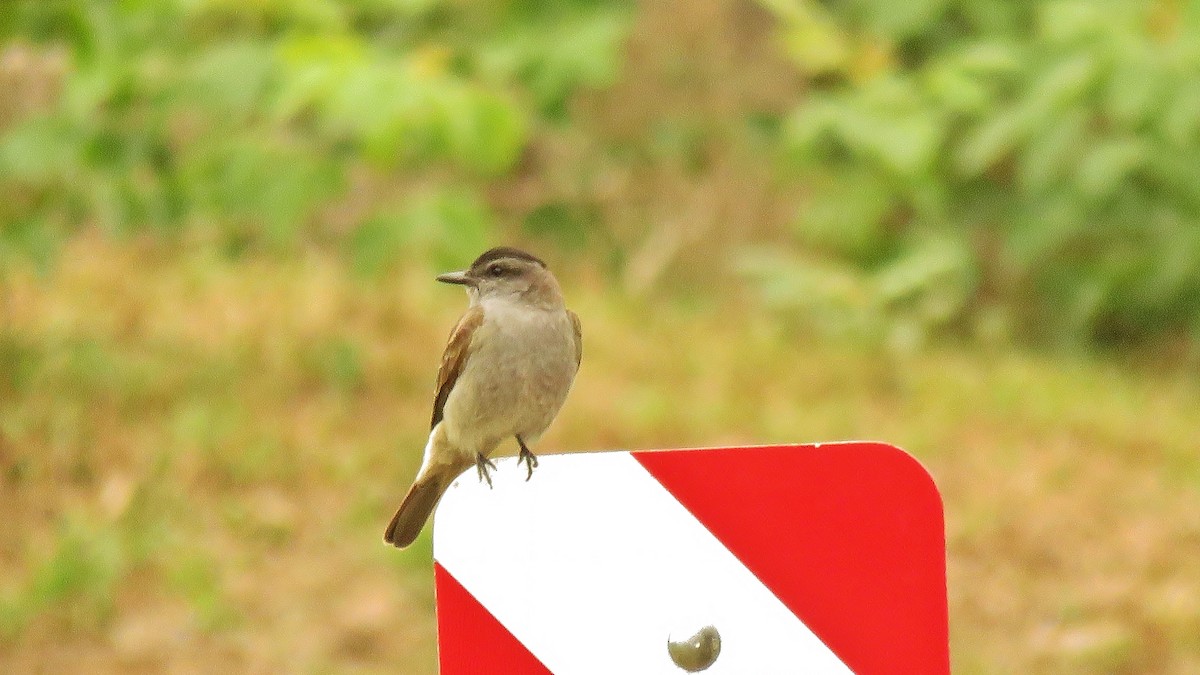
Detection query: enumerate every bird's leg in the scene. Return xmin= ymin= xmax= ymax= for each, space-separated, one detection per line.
xmin=475 ymin=453 xmax=497 ymax=489
xmin=516 ymin=435 xmax=539 ymax=481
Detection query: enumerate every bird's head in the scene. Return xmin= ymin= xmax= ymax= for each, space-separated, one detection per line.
xmin=437 ymin=247 xmax=562 ymax=307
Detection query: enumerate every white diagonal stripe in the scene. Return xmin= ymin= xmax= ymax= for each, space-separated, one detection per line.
xmin=434 ymin=451 xmax=852 ymax=674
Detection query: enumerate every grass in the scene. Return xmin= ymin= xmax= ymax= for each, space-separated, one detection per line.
xmin=1 ymin=235 xmax=1199 ymax=673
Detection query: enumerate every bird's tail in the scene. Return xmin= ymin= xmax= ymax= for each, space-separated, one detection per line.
xmin=384 ymin=427 xmax=466 ymax=548
xmin=383 ymin=470 xmax=456 ymax=548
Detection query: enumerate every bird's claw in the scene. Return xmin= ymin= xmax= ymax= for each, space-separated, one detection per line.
xmin=475 ymin=453 xmax=497 ymax=489
xmin=516 ymin=437 xmax=539 ymax=482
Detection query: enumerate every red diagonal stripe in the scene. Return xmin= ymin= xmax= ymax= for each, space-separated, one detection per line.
xmin=435 ymin=562 xmax=553 ymax=675
xmin=634 ymin=442 xmax=949 ymax=675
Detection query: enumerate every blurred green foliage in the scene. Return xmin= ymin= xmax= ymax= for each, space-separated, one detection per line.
xmin=3 ymin=0 xmax=1199 ymax=350
xmin=756 ymin=0 xmax=1200 ymax=347
xmin=0 ymin=0 xmax=631 ymax=265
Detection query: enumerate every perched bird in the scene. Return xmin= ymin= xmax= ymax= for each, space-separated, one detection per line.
xmin=384 ymin=247 xmax=582 ymax=549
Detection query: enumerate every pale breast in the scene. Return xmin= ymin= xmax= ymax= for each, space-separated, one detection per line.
xmin=441 ymin=301 xmax=578 ymax=453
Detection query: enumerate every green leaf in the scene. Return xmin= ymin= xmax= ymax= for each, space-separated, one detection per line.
xmin=184 ymin=0 xmax=346 ymax=32
xmin=477 ymin=6 xmax=632 ymax=115
xmin=794 ymin=168 xmax=895 ymax=263
xmin=181 ymin=135 xmax=339 ymax=247
xmin=347 ymin=213 xmax=411 ymax=278
xmin=1075 ymin=137 xmax=1150 ymax=199
xmin=924 ymin=63 xmax=992 ymax=114
xmin=1104 ymin=49 xmax=1163 ymax=127
xmin=873 ymin=234 xmax=973 ymax=311
xmin=953 ymin=40 xmax=1023 ymax=75
xmin=783 ymin=97 xmax=841 ymax=157
xmin=1037 ymin=0 xmax=1108 ymax=44
xmin=955 ymin=106 xmax=1035 ymax=177
xmin=1004 ymin=195 xmax=1086 ymax=271
xmin=447 ymin=90 xmax=527 ymax=175
xmin=522 ymin=201 xmax=594 ymax=250
xmin=829 ymin=79 xmax=944 ymax=177
xmin=772 ymin=3 xmax=851 ymax=75
xmin=1016 ymin=108 xmax=1088 ymax=192
xmin=183 ymin=41 xmax=277 ymax=122
xmin=1161 ymin=78 xmax=1200 ymax=148
xmin=734 ymin=246 xmax=875 ymax=338
xmin=1024 ymin=54 xmax=1102 ymax=116
xmin=0 ymin=116 xmax=79 ymax=181
xmin=402 ymin=189 xmax=494 ymax=268
xmin=857 ymin=0 xmax=951 ymax=40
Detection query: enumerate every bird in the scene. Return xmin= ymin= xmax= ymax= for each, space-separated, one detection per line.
xmin=384 ymin=247 xmax=582 ymax=549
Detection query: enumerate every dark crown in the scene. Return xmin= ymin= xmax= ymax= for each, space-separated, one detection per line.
xmin=470 ymin=247 xmax=546 ymax=270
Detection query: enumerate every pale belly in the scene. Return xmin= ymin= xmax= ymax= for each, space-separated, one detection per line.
xmin=440 ymin=306 xmax=577 ymax=456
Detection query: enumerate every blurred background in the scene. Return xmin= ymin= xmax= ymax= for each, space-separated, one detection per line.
xmin=2 ymin=0 xmax=1200 ymax=672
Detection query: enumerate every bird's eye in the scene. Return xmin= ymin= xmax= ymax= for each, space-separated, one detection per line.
xmin=487 ymin=263 xmax=504 ymax=277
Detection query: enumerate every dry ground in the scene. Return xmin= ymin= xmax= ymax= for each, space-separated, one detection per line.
xmin=2 ymin=236 xmax=1200 ymax=673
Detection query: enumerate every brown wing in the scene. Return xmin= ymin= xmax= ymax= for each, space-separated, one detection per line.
xmin=431 ymin=305 xmax=484 ymax=430
xmin=568 ymin=309 xmax=582 ymax=370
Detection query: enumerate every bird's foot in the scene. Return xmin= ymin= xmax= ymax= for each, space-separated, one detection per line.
xmin=475 ymin=453 xmax=497 ymax=489
xmin=516 ymin=436 xmax=539 ymax=482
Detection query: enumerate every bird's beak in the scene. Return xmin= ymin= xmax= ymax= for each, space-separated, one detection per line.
xmin=436 ymin=270 xmax=473 ymax=286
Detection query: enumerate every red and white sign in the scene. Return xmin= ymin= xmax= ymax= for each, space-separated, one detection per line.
xmin=433 ymin=442 xmax=948 ymax=674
